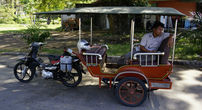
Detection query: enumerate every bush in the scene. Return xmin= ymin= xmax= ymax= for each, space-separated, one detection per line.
xmin=175 ymin=29 xmax=202 ymax=60
xmin=23 ymin=24 xmax=51 ymax=44
xmin=0 ymin=5 xmax=16 ymax=24
xmin=14 ymin=16 xmax=31 ymax=24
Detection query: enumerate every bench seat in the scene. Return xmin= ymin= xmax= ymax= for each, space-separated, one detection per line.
xmin=82 ymin=45 xmax=107 ymax=66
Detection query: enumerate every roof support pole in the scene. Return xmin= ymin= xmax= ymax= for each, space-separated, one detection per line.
xmin=79 ymin=17 xmax=81 ymax=42
xmin=90 ymin=17 xmax=93 ymax=45
xmin=130 ymin=19 xmax=135 ymax=61
xmin=33 ymin=15 xmax=36 ymax=24
xmin=172 ymin=19 xmax=178 ymax=64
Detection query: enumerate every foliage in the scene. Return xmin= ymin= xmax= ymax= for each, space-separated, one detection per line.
xmin=176 ymin=12 xmax=202 ymax=59
xmin=20 ymin=0 xmax=36 ymax=14
xmin=0 ymin=5 xmax=16 ymax=24
xmin=133 ymin=0 xmax=150 ymax=6
xmin=34 ymin=0 xmax=95 ymax=12
xmin=176 ymin=29 xmax=202 ymax=59
xmin=94 ymin=0 xmax=149 ymax=6
xmin=23 ymin=24 xmax=51 ymax=44
xmin=34 ymin=0 xmax=67 ymax=12
xmin=14 ymin=16 xmax=31 ymax=24
xmin=191 ymin=12 xmax=202 ymax=30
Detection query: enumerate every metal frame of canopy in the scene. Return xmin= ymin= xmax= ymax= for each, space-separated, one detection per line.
xmin=34 ymin=6 xmax=185 ymax=63
xmin=34 ymin=7 xmax=185 ymax=16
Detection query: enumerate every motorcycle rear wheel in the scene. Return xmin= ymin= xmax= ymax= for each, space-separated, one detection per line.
xmin=60 ymin=67 xmax=82 ymax=87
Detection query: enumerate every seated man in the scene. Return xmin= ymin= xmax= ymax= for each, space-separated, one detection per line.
xmin=119 ymin=21 xmax=173 ymax=64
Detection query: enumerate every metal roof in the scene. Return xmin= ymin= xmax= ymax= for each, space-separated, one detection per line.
xmin=34 ymin=7 xmax=185 ymax=16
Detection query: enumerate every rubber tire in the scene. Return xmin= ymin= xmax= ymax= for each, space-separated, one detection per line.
xmin=61 ymin=67 xmax=82 ymax=88
xmin=115 ymin=77 xmax=147 ymax=107
xmin=14 ymin=62 xmax=35 ymax=83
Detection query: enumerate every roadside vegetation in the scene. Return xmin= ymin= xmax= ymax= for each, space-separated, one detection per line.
xmin=0 ymin=0 xmax=201 ymax=60
xmin=0 ymin=23 xmax=201 ymax=60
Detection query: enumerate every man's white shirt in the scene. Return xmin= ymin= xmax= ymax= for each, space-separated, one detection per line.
xmin=140 ymin=32 xmax=170 ymax=51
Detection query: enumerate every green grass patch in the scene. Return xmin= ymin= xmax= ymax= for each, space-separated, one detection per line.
xmin=175 ymin=38 xmax=202 ymax=60
xmin=0 ymin=48 xmax=63 ymax=55
xmin=40 ymin=48 xmax=63 ymax=55
xmin=0 ymin=24 xmax=61 ymax=34
xmin=0 ymin=48 xmax=22 ymax=53
xmin=107 ymin=42 xmax=201 ymax=60
xmin=107 ymin=43 xmax=130 ymax=56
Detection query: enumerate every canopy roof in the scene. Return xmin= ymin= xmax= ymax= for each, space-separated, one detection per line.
xmin=34 ymin=7 xmax=185 ymax=16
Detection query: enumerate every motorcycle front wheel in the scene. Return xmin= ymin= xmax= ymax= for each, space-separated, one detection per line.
xmin=14 ymin=62 xmax=35 ymax=83
xmin=60 ymin=67 xmax=82 ymax=88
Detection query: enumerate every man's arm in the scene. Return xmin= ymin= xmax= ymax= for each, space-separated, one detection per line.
xmin=140 ymin=45 xmax=156 ymax=52
xmin=167 ymin=34 xmax=173 ymax=47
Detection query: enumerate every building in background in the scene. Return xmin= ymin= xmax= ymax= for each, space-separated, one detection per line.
xmin=149 ymin=0 xmax=201 ymax=16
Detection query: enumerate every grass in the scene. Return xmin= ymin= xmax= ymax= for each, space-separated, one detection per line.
xmin=175 ymin=38 xmax=202 ymax=60
xmin=107 ymin=43 xmax=130 ymax=56
xmin=0 ymin=48 xmax=22 ymax=53
xmin=40 ymin=48 xmax=63 ymax=55
xmin=0 ymin=24 xmax=61 ymax=34
xmin=0 ymin=24 xmax=201 ymax=61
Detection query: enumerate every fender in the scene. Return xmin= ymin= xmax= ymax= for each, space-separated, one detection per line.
xmin=113 ymin=71 xmax=149 ymax=87
xmin=16 ymin=57 xmax=27 ymax=62
xmin=72 ymin=61 xmax=86 ymax=74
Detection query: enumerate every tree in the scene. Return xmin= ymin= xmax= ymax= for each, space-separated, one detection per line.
xmin=34 ymin=0 xmax=96 ymax=12
xmin=0 ymin=4 xmax=16 ymax=24
xmin=93 ymin=0 xmax=149 ymax=6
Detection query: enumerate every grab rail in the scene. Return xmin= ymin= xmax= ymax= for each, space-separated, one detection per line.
xmin=133 ymin=52 xmax=164 ymax=66
xmin=83 ymin=53 xmax=103 ymax=66
xmin=101 ymin=44 xmax=109 ymax=50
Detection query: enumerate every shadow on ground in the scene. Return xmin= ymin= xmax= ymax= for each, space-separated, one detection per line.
xmin=0 ymin=55 xmax=201 ymax=110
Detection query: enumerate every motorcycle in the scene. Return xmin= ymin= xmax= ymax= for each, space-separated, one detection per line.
xmin=13 ymin=42 xmax=85 ymax=87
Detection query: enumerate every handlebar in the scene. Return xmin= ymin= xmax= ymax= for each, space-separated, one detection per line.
xmin=30 ymin=42 xmax=46 ymax=47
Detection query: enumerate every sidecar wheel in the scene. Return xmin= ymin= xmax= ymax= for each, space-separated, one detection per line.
xmin=115 ymin=77 xmax=147 ymax=107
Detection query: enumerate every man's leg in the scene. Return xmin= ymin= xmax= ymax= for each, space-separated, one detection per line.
xmin=118 ymin=49 xmax=140 ymax=65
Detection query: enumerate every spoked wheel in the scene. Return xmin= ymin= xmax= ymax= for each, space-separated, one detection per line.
xmin=115 ymin=77 xmax=147 ymax=107
xmin=14 ymin=62 xmax=35 ymax=83
xmin=60 ymin=67 xmax=82 ymax=87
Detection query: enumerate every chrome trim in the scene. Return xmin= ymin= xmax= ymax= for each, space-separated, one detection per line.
xmin=113 ymin=71 xmax=149 ymax=88
xmin=133 ymin=52 xmax=164 ymax=67
xmin=133 ymin=52 xmax=165 ymax=59
xmin=83 ymin=53 xmax=102 ymax=60
xmin=102 ymin=44 xmax=109 ymax=50
xmin=83 ymin=53 xmax=103 ymax=66
xmin=151 ymin=83 xmax=170 ymax=88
